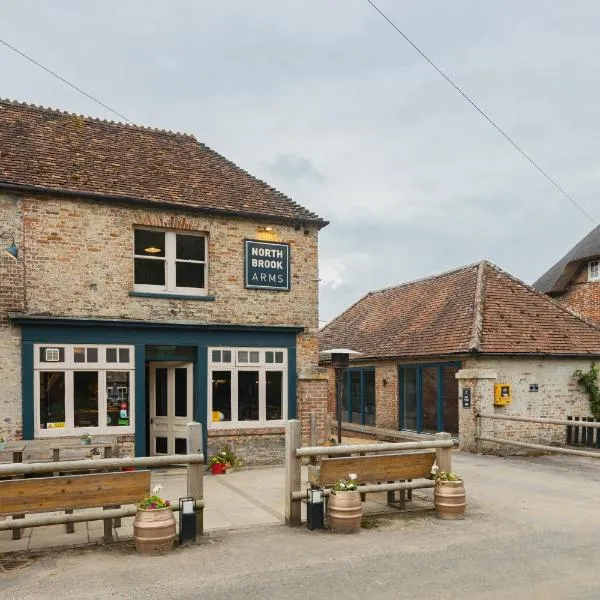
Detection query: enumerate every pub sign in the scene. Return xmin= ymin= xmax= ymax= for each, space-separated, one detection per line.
xmin=245 ymin=240 xmax=290 ymax=291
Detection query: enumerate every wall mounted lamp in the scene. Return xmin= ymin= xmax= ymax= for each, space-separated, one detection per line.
xmin=1 ymin=232 xmax=18 ymax=261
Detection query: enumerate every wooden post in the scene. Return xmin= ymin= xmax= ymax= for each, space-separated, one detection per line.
xmin=285 ymin=419 xmax=302 ymax=526
xmin=187 ymin=422 xmax=204 ymax=539
xmin=53 ymin=448 xmax=75 ymax=534
xmin=435 ymin=432 xmax=452 ymax=473
xmin=102 ymin=446 xmax=116 ymax=542
xmin=12 ymin=449 xmax=24 ymax=540
xmin=309 ymin=413 xmax=317 ymax=468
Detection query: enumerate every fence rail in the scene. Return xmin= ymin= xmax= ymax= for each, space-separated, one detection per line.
xmin=566 ymin=416 xmax=600 ymax=448
xmin=476 ymin=413 xmax=600 ymax=460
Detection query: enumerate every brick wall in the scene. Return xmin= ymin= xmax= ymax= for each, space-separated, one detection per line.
xmin=555 ymin=278 xmax=600 ymax=326
xmin=375 ymin=362 xmax=398 ymax=429
xmin=458 ymin=356 xmax=593 ymax=454
xmin=297 ymin=376 xmax=329 ymax=446
xmin=0 ymin=192 xmax=324 ymax=446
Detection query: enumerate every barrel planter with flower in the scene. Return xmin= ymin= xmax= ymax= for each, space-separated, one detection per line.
xmin=327 ymin=473 xmax=362 ymax=533
xmin=133 ymin=484 xmax=176 ymax=555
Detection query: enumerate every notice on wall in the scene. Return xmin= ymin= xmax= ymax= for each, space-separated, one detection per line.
xmin=244 ymin=240 xmax=290 ymax=291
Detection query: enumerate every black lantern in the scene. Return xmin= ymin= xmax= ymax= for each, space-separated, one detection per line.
xmin=179 ymin=497 xmax=197 ymax=545
xmin=306 ymin=487 xmax=324 ymax=531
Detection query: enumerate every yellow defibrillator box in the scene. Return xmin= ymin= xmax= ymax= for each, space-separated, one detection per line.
xmin=494 ymin=384 xmax=512 ymax=406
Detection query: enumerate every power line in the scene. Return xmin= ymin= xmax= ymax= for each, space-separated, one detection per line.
xmin=365 ymin=0 xmax=595 ymax=224
xmin=0 ymin=38 xmax=132 ymax=124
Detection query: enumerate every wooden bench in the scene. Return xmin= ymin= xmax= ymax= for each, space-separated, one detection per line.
xmin=308 ymin=451 xmax=436 ymax=509
xmin=0 ymin=470 xmax=151 ymax=542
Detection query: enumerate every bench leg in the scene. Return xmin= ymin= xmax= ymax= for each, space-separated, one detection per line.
xmin=65 ymin=509 xmax=74 ymax=534
xmin=12 ymin=515 xmax=24 ymax=540
xmin=103 ymin=507 xmax=114 ymax=543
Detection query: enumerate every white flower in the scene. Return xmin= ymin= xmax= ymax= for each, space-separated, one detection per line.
xmin=348 ymin=473 xmax=358 ymax=481
xmin=221 ymin=451 xmax=227 ymax=456
xmin=152 ymin=484 xmax=163 ymax=495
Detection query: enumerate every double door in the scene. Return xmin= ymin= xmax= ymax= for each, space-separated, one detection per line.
xmin=149 ymin=362 xmax=193 ymax=455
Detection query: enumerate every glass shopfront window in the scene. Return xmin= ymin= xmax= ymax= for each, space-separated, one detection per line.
xmin=341 ymin=367 xmax=376 ymax=426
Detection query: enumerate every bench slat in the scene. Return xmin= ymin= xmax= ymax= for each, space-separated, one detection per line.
xmin=309 ymin=452 xmax=435 ymax=486
xmin=0 ymin=471 xmax=151 ymax=516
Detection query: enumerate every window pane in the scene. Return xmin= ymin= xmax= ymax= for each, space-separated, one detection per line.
xmin=350 ymin=371 xmax=361 ymax=424
xmin=106 ymin=348 xmax=117 ymax=363
xmin=222 ymin=350 xmax=232 ymax=363
xmin=442 ymin=366 xmax=459 ymax=436
xmin=175 ymin=438 xmax=187 ymax=454
xmin=176 ymin=234 xmax=205 ymax=261
xmin=135 ymin=229 xmax=165 ymax=257
xmin=175 ymin=262 xmax=205 ymax=288
xmin=119 ymin=348 xmax=130 ymax=363
xmin=265 ymin=352 xmax=274 ymax=364
xmin=422 ymin=367 xmax=439 ymax=433
xmin=39 ymin=372 xmax=65 ymax=429
xmin=249 ymin=351 xmax=260 ymax=363
xmin=74 ymin=371 xmax=99 ymax=428
xmin=74 ymin=347 xmax=86 ymax=363
xmin=363 ymin=370 xmax=376 ymax=426
xmin=403 ymin=368 xmax=417 ymax=431
xmin=40 ymin=347 xmax=64 ymax=363
xmin=212 ymin=371 xmax=231 ymax=421
xmin=212 ymin=350 xmax=221 ymax=362
xmin=275 ymin=352 xmax=284 ymax=363
xmin=266 ymin=371 xmax=283 ymax=420
xmin=155 ymin=437 xmax=168 ymax=454
xmin=238 ymin=371 xmax=259 ymax=421
xmin=175 ymin=368 xmax=188 ymax=417
xmin=238 ymin=351 xmax=248 ymax=363
xmin=87 ymin=348 xmax=98 ymax=363
xmin=107 ymin=371 xmax=130 ymax=427
xmin=155 ymin=368 xmax=168 ymax=417
xmin=135 ymin=258 xmax=165 ymax=286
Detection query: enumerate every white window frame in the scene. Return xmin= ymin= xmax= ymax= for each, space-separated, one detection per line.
xmin=208 ymin=347 xmax=288 ymax=429
xmin=34 ymin=344 xmax=135 ymax=438
xmin=133 ymin=229 xmax=208 ymax=296
xmin=589 ymin=260 xmax=600 ymax=282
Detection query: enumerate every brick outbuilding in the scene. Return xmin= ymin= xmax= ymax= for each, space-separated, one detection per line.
xmin=320 ymin=261 xmax=600 ymax=451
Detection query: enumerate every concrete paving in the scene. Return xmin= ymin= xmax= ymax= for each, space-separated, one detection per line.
xmin=3 ymin=451 xmax=600 ymax=599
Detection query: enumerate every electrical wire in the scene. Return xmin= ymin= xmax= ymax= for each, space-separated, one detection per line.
xmin=365 ymin=0 xmax=595 ymax=224
xmin=0 ymin=37 xmax=132 ymax=123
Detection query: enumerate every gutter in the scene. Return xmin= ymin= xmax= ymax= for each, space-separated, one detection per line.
xmin=0 ymin=181 xmax=329 ymax=230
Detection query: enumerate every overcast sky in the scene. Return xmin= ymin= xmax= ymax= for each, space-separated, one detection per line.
xmin=2 ymin=1 xmax=599 ymax=324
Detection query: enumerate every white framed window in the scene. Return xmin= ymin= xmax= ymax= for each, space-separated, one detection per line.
xmin=589 ymin=260 xmax=600 ymax=281
xmin=133 ymin=228 xmax=208 ymax=295
xmin=208 ymin=347 xmax=287 ymax=428
xmin=34 ymin=344 xmax=135 ymax=437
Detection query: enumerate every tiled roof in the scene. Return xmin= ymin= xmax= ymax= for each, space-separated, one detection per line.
xmin=533 ymin=225 xmax=600 ymax=293
xmin=0 ymin=99 xmax=326 ymax=226
xmin=320 ymin=261 xmax=600 ymax=359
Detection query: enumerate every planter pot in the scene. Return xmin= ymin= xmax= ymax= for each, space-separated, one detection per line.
xmin=81 ymin=439 xmax=91 ymax=446
xmin=121 ymin=466 xmax=135 ymax=472
xmin=434 ymin=480 xmax=466 ymax=520
xmin=211 ymin=463 xmax=227 ymax=475
xmin=133 ymin=507 xmax=176 ymax=555
xmin=327 ymin=490 xmax=362 ymax=533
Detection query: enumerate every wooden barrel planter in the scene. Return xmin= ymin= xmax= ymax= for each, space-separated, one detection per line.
xmin=327 ymin=490 xmax=362 ymax=533
xmin=133 ymin=507 xmax=176 ymax=555
xmin=434 ymin=480 xmax=466 ymax=520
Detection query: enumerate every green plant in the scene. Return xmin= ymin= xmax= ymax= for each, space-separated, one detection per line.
xmin=138 ymin=484 xmax=171 ymax=510
xmin=434 ymin=471 xmax=462 ymax=486
xmin=332 ymin=472 xmax=358 ymax=493
xmin=574 ymin=364 xmax=600 ymax=419
xmin=80 ymin=432 xmax=91 ymax=441
xmin=208 ymin=445 xmax=244 ymax=468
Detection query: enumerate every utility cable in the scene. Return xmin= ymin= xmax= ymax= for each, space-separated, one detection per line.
xmin=365 ymin=0 xmax=595 ymax=223
xmin=0 ymin=37 xmax=132 ymax=123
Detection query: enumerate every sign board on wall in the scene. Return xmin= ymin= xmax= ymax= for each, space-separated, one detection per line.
xmin=245 ymin=240 xmax=290 ymax=291
xmin=462 ymin=388 xmax=471 ymax=409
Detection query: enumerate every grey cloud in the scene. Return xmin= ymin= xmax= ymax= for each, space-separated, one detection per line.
xmin=265 ymin=154 xmax=325 ymax=184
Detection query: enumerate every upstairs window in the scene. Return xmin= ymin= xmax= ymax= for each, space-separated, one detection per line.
xmin=134 ymin=229 xmax=207 ymax=295
xmin=589 ymin=260 xmax=600 ymax=281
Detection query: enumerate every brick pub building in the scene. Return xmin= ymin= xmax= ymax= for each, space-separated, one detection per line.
xmin=0 ymin=100 xmax=328 ymax=462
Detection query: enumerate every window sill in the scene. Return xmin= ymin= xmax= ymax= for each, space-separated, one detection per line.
xmin=129 ymin=291 xmax=216 ymax=301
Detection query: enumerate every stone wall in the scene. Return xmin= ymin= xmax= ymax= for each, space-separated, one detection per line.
xmin=458 ymin=356 xmax=593 ymax=454
xmin=0 ymin=192 xmax=324 ymax=449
